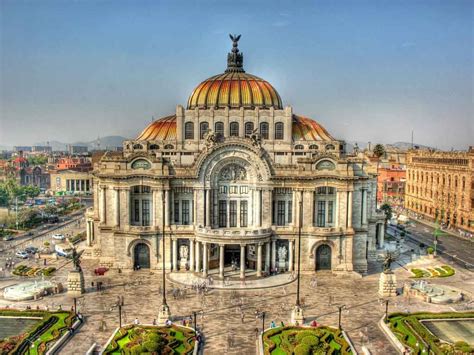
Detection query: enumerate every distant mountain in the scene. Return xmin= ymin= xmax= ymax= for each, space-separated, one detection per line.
xmin=386 ymin=142 xmax=433 ymax=150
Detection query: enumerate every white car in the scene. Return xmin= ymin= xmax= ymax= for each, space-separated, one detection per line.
xmin=15 ymin=251 xmax=28 ymax=259
xmin=52 ymin=233 xmax=65 ymax=240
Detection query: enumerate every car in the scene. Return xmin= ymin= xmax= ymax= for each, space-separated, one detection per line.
xmin=52 ymin=234 xmax=65 ymax=240
xmin=25 ymin=246 xmax=38 ymax=254
xmin=15 ymin=251 xmax=28 ymax=259
xmin=3 ymin=235 xmax=14 ymax=241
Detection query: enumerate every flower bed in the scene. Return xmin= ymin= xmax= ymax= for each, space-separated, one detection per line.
xmin=387 ymin=312 xmax=474 ymax=354
xmin=12 ymin=265 xmax=56 ymax=277
xmin=263 ymin=326 xmax=352 ymax=355
xmin=103 ymin=324 xmax=196 ymax=354
xmin=0 ymin=309 xmax=77 ymax=355
xmin=410 ymin=265 xmax=455 ymax=278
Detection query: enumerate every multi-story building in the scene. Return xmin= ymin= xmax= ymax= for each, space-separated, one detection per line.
xmin=377 ymin=161 xmax=406 ymax=207
xmin=405 ymin=148 xmax=474 ymax=232
xmin=67 ymin=145 xmax=89 ymax=155
xmin=50 ymin=170 xmax=93 ymax=195
xmin=85 ymin=37 xmax=384 ymax=276
xmin=55 ymin=157 xmax=92 ymax=172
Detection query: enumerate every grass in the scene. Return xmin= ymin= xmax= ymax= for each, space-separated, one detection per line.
xmin=103 ymin=324 xmax=195 ymax=354
xmin=387 ymin=312 xmax=474 ymax=354
xmin=263 ymin=326 xmax=352 ymax=355
xmin=410 ymin=265 xmax=455 ymax=278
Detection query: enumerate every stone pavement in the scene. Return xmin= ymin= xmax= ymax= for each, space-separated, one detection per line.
xmin=0 ymin=252 xmax=472 ymax=354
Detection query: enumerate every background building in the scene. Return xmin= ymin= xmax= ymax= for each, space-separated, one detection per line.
xmin=68 ymin=145 xmax=88 ymax=155
xmin=405 ymin=147 xmax=474 ymax=232
xmin=377 ymin=161 xmax=406 ymax=207
xmin=49 ymin=170 xmax=92 ymax=195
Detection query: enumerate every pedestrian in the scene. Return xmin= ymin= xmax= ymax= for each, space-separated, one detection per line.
xmin=280 ymin=321 xmax=284 ymax=327
xmin=240 ymin=312 xmax=245 ymax=323
xmin=134 ymin=317 xmax=139 ymax=325
xmin=270 ymin=320 xmax=276 ymax=328
xmin=152 ymin=319 xmax=156 ymax=325
xmin=254 ymin=327 xmax=260 ymax=338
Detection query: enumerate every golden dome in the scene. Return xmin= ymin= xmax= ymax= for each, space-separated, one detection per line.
xmin=136 ymin=115 xmax=176 ymax=141
xmin=187 ymin=34 xmax=282 ymax=110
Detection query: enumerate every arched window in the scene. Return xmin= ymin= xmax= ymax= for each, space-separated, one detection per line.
xmin=325 ymin=144 xmax=335 ymax=150
xmin=200 ymin=122 xmax=209 ymax=139
xmin=274 ymin=122 xmax=284 ymax=140
xmin=309 ymin=144 xmax=318 ymax=150
xmin=133 ymin=144 xmax=143 ymax=150
xmin=149 ymin=144 xmax=159 ymax=150
xmin=260 ymin=122 xmax=269 ymax=139
xmin=215 ymin=122 xmax=224 ymax=139
xmin=294 ymin=145 xmax=304 ymax=150
xmin=244 ymin=122 xmax=254 ymax=137
xmin=164 ymin=144 xmax=174 ymax=149
xmin=184 ymin=122 xmax=194 ymax=140
xmin=230 ymin=122 xmax=239 ymax=137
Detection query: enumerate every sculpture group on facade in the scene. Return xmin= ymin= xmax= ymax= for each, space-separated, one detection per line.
xmin=219 ymin=164 xmax=247 ymax=181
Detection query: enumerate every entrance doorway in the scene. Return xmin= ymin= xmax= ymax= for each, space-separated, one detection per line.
xmin=224 ymin=245 xmax=240 ymax=267
xmin=134 ymin=243 xmax=150 ymax=269
xmin=315 ymin=244 xmax=331 ymax=271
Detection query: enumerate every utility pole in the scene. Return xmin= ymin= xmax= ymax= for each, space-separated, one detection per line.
xmin=15 ymin=197 xmax=19 ymax=230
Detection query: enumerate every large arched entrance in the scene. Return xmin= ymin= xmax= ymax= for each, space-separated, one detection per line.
xmin=134 ymin=243 xmax=150 ymax=269
xmin=315 ymin=244 xmax=331 ymax=271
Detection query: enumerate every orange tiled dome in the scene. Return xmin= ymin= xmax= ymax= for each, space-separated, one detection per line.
xmin=187 ymin=72 xmax=283 ymax=110
xmin=136 ymin=115 xmax=176 ymax=141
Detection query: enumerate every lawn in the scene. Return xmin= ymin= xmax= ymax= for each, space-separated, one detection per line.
xmin=103 ymin=324 xmax=196 ymax=354
xmin=387 ymin=312 xmax=474 ymax=354
xmin=410 ymin=265 xmax=455 ymax=278
xmin=263 ymin=326 xmax=352 ymax=355
xmin=0 ymin=309 xmax=76 ymax=355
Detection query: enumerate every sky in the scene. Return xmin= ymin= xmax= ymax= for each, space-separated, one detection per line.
xmin=1 ymin=0 xmax=472 ymax=150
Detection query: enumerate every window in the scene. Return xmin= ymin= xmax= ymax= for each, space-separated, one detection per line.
xmin=295 ymin=145 xmax=304 ymax=150
xmin=134 ymin=200 xmax=140 ymax=222
xmin=260 ymin=122 xmax=269 ymax=139
xmin=240 ymin=200 xmax=248 ymax=227
xmin=245 ymin=122 xmax=254 ymax=137
xmin=200 ymin=122 xmax=209 ymax=139
xmin=327 ymin=201 xmax=333 ymax=224
xmin=164 ymin=144 xmax=174 ymax=149
xmin=185 ymin=122 xmax=194 ymax=140
xmin=133 ymin=144 xmax=143 ymax=150
xmin=317 ymin=201 xmax=325 ymax=227
xmin=182 ymin=200 xmax=190 ymax=225
xmin=325 ymin=144 xmax=335 ymax=150
xmin=229 ymin=200 xmax=237 ymax=227
xmin=219 ymin=201 xmax=227 ymax=227
xmin=309 ymin=145 xmax=318 ymax=150
xmin=215 ymin=122 xmax=224 ymax=139
xmin=277 ymin=201 xmax=286 ymax=226
xmin=230 ymin=122 xmax=239 ymax=137
xmin=314 ymin=187 xmax=336 ymax=227
xmin=142 ymin=200 xmax=150 ymax=226
xmin=275 ymin=122 xmax=284 ymax=140
xmin=174 ymin=200 xmax=180 ymax=223
xmin=149 ymin=144 xmax=159 ymax=150
xmin=287 ymin=200 xmax=292 ymax=224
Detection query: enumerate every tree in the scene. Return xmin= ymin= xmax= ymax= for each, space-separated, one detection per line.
xmin=380 ymin=203 xmax=393 ymax=231
xmin=373 ymin=144 xmax=385 ymax=158
xmin=27 ymin=155 xmax=48 ymax=166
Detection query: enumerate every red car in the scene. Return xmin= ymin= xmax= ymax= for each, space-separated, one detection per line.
xmin=94 ymin=267 xmax=108 ymax=276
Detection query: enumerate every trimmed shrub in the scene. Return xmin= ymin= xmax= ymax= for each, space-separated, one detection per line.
xmin=426 ymin=247 xmax=434 ymax=255
xmin=130 ymin=344 xmax=143 ymax=355
xmin=143 ymin=340 xmax=160 ymax=352
xmin=295 ymin=330 xmax=316 ymax=342
xmin=294 ymin=343 xmax=311 ymax=355
xmin=301 ymin=335 xmax=320 ymax=347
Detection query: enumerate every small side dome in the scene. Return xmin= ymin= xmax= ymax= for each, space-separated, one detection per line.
xmin=136 ymin=115 xmax=176 ymax=141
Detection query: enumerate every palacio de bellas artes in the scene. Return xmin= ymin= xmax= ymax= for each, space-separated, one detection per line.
xmin=84 ymin=35 xmax=385 ymax=280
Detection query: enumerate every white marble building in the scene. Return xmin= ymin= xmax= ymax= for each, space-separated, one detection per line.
xmin=85 ymin=37 xmax=385 ymax=277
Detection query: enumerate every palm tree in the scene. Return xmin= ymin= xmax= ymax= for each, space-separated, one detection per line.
xmin=380 ymin=203 xmax=393 ymax=232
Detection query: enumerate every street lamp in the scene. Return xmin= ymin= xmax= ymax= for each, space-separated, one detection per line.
xmin=118 ymin=303 xmax=122 ymax=328
xmin=161 ymin=189 xmax=167 ymax=308
xmin=337 ymin=305 xmax=346 ymax=330
xmin=384 ymin=299 xmax=389 ymax=323
xmin=73 ymin=297 xmax=77 ymax=315
xmin=192 ymin=311 xmax=197 ymax=336
xmin=296 ymin=199 xmax=302 ymax=307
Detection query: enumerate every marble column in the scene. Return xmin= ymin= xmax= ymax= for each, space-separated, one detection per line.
xmin=265 ymin=242 xmax=270 ymax=272
xmin=219 ymin=244 xmax=225 ymax=278
xmin=189 ymin=239 xmax=195 ymax=271
xmin=164 ymin=190 xmax=170 ymax=226
xmin=114 ymin=188 xmax=120 ymax=227
xmin=335 ymin=191 xmax=341 ymax=228
xmin=240 ymin=245 xmax=245 ymax=279
xmin=288 ymin=240 xmax=294 ymax=272
xmin=205 ymin=189 xmax=211 ymax=227
xmin=271 ymin=240 xmax=276 ymax=270
xmin=362 ymin=189 xmax=367 ymax=225
xmin=195 ymin=241 xmax=201 ymax=272
xmin=257 ymin=243 xmax=262 ymax=277
xmin=86 ymin=221 xmax=91 ymax=246
xmin=172 ymin=239 xmax=178 ymax=271
xmin=100 ymin=187 xmax=106 ymax=224
xmin=379 ymin=224 xmax=385 ymax=248
xmin=256 ymin=189 xmax=262 ymax=227
xmin=202 ymin=243 xmax=208 ymax=277
xmin=193 ymin=190 xmax=197 ymax=224
xmin=347 ymin=191 xmax=353 ymax=228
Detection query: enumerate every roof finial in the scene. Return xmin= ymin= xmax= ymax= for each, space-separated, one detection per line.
xmin=226 ymin=34 xmax=245 ymax=73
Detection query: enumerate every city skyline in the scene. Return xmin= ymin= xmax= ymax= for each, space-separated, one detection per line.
xmin=1 ymin=0 xmax=472 ymax=150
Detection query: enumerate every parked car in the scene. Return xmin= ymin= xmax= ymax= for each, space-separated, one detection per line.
xmin=52 ymin=234 xmax=65 ymax=240
xmin=25 ymin=246 xmax=39 ymax=254
xmin=54 ymin=244 xmax=72 ymax=257
xmin=3 ymin=235 xmax=14 ymax=241
xmin=15 ymin=251 xmax=28 ymax=259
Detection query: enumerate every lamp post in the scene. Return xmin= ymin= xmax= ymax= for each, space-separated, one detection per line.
xmin=73 ymin=297 xmax=77 ymax=315
xmin=158 ymin=185 xmax=170 ymax=325
xmin=337 ymin=305 xmax=346 ymax=330
xmin=296 ymin=199 xmax=302 ymax=307
xmin=384 ymin=299 xmax=389 ymax=323
xmin=192 ymin=311 xmax=197 ymax=335
xmin=261 ymin=311 xmax=266 ymax=332
xmin=118 ymin=303 xmax=122 ymax=328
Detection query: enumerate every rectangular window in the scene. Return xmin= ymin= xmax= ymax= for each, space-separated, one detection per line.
xmin=182 ymin=200 xmax=190 ymax=225
xmin=142 ymin=199 xmax=150 ymax=226
xmin=229 ymin=200 xmax=237 ymax=227
xmin=327 ymin=201 xmax=334 ymax=224
xmin=240 ymin=186 xmax=248 ymax=194
xmin=287 ymin=200 xmax=292 ymax=224
xmin=134 ymin=200 xmax=140 ymax=222
xmin=174 ymin=200 xmax=180 ymax=223
xmin=272 ymin=200 xmax=276 ymax=224
xmin=219 ymin=186 xmax=227 ymax=194
xmin=219 ymin=201 xmax=227 ymax=227
xmin=240 ymin=200 xmax=248 ymax=227
xmin=277 ymin=201 xmax=286 ymax=226
xmin=317 ymin=201 xmax=325 ymax=227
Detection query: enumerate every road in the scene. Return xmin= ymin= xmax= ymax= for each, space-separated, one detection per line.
xmin=388 ymin=221 xmax=474 ymax=267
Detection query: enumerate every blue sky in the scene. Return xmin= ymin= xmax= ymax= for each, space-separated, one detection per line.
xmin=1 ymin=0 xmax=472 ymax=149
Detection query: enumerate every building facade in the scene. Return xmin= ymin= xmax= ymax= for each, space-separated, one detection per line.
xmin=377 ymin=162 xmax=406 ymax=207
xmin=405 ymin=148 xmax=474 ymax=232
xmin=85 ymin=38 xmax=384 ymax=276
xmin=49 ymin=170 xmax=93 ymax=195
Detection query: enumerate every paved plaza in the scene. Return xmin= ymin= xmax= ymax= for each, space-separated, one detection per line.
xmin=0 ymin=244 xmax=473 ymax=354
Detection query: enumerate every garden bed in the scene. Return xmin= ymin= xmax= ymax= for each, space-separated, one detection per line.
xmin=12 ymin=265 xmax=56 ymax=277
xmin=410 ymin=265 xmax=455 ymax=278
xmin=103 ymin=324 xmax=196 ymax=354
xmin=262 ymin=326 xmax=352 ymax=354
xmin=0 ymin=309 xmax=77 ymax=355
xmin=387 ymin=312 xmax=474 ymax=354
